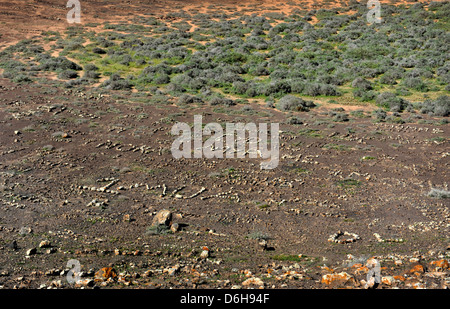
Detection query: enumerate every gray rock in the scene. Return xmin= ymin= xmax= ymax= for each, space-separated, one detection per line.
xmin=8 ymin=240 xmax=18 ymax=251
xmin=19 ymin=227 xmax=32 ymax=235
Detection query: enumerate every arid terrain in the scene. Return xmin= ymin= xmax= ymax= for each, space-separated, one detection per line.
xmin=0 ymin=0 xmax=448 ymax=290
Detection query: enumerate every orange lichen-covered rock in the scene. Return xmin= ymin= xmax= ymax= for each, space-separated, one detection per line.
xmin=407 ymin=264 xmax=425 ymax=276
xmin=321 ymin=272 xmax=353 ymax=285
xmin=381 ymin=276 xmax=395 ymax=286
xmin=282 ymin=270 xmax=304 ymax=280
xmin=320 ymin=266 xmax=334 ymax=273
xmin=429 ymin=259 xmax=449 ymax=271
xmin=351 ymin=263 xmax=363 ymax=268
xmin=95 ymin=267 xmax=117 ymax=281
xmin=355 ymin=265 xmax=369 ymax=275
xmin=393 ymin=275 xmax=406 ymax=282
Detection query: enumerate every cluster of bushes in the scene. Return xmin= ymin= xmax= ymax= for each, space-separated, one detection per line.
xmin=1 ymin=1 xmax=448 ymax=117
xmin=101 ymin=73 xmax=132 ymax=90
xmin=419 ymin=96 xmax=450 ymax=117
xmin=375 ymin=92 xmax=411 ymax=113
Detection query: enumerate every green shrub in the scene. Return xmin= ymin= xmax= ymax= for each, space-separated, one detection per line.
xmin=58 ymin=69 xmax=78 ymax=79
xmin=376 ymin=92 xmax=409 ymax=112
xmin=420 ymin=95 xmax=449 ymax=117
xmin=209 ymin=96 xmax=235 ymax=106
xmin=277 ymin=95 xmax=314 ymax=112
xmin=427 ymin=188 xmax=449 ymax=199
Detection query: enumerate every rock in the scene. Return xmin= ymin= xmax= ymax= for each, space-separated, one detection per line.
xmin=242 ymin=277 xmax=264 ymax=287
xmin=26 ymin=248 xmax=37 ymax=256
xmin=39 ymin=240 xmax=51 ymax=248
xmin=52 ymin=131 xmax=69 ymax=138
xmin=164 ymin=265 xmax=180 ymax=276
xmin=394 ymin=259 xmax=403 ymax=266
xmin=364 ymin=276 xmax=377 ymax=289
xmin=321 ymin=272 xmax=353 ymax=285
xmin=407 ymin=263 xmax=426 ymax=276
xmin=19 ymin=227 xmax=32 ymax=235
xmin=95 ymin=267 xmax=117 ymax=281
xmin=42 ymin=145 xmax=55 ymax=151
xmin=75 ymin=278 xmax=95 ymax=287
xmin=430 ymin=259 xmax=449 ymax=271
xmin=50 ymin=280 xmax=64 ymax=288
xmin=170 ymin=223 xmax=179 ymax=233
xmin=200 ymin=249 xmax=210 ymax=259
xmin=46 ymin=248 xmax=57 ymax=254
xmin=381 ymin=276 xmax=395 ymax=286
xmin=8 ymin=240 xmax=18 ymax=251
xmin=45 ymin=269 xmax=60 ymax=276
xmin=258 ymin=239 xmax=268 ymax=251
xmin=152 ymin=209 xmax=172 ymax=226
xmin=405 ymin=279 xmax=425 ymax=289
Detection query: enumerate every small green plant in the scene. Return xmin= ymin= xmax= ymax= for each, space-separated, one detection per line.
xmin=145 ymin=224 xmax=170 ymax=235
xmin=361 ymin=156 xmax=376 ymax=161
xmin=271 ymin=254 xmax=303 ymax=262
xmin=336 ymin=179 xmax=361 ymax=188
xmin=427 ymin=188 xmax=449 ymax=199
xmin=298 ymin=128 xmax=323 ymax=138
xmin=247 ymin=230 xmax=270 ymax=241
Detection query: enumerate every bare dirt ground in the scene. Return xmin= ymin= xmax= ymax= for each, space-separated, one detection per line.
xmin=0 ymin=0 xmax=448 ymax=290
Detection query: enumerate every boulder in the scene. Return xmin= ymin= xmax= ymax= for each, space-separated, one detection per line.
xmin=152 ymin=209 xmax=172 ymax=226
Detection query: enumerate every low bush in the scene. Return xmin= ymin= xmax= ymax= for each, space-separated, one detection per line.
xmin=287 ymin=116 xmax=304 ymax=125
xmin=38 ymin=55 xmax=82 ymax=71
xmin=178 ymin=94 xmax=203 ymax=104
xmin=333 ymin=113 xmax=349 ymax=122
xmin=209 ymin=96 xmax=236 ymax=106
xmin=373 ymin=109 xmax=387 ymax=121
xmin=376 ymin=92 xmax=409 ymax=112
xmin=102 ymin=73 xmax=132 ymax=90
xmin=351 ymin=77 xmax=373 ymax=91
xmin=402 ymin=77 xmax=429 ymax=92
xmin=277 ymin=95 xmax=315 ymax=112
xmin=92 ymin=47 xmax=107 ymax=54
xmin=303 ymin=83 xmax=341 ymax=96
xmin=58 ymin=69 xmax=78 ymax=79
xmin=420 ymin=95 xmax=449 ymax=117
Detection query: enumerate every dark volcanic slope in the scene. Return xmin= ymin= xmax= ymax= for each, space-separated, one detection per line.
xmin=0 ymin=0 xmax=448 ymax=289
